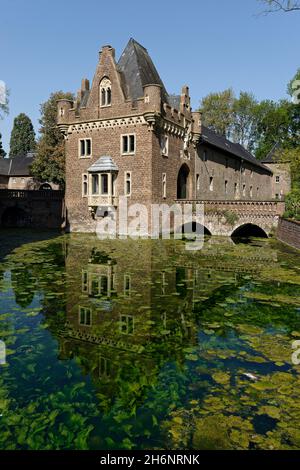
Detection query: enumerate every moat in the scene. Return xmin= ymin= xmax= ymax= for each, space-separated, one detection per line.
xmin=0 ymin=231 xmax=300 ymax=450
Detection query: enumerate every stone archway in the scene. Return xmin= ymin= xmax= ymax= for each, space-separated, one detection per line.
xmin=177 ymin=164 xmax=190 ymax=200
xmin=231 ymin=223 xmax=268 ymax=239
xmin=1 ymin=206 xmax=31 ymax=228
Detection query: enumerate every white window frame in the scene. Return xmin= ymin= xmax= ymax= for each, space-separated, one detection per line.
xmin=121 ymin=134 xmax=136 ymax=155
xmin=82 ymin=173 xmax=88 ymax=197
xmin=160 ymin=134 xmax=169 ymax=157
xmin=275 ymin=175 xmax=280 ymax=184
xmin=124 ymin=171 xmax=131 ymax=196
xmin=78 ymin=138 xmax=92 ymax=158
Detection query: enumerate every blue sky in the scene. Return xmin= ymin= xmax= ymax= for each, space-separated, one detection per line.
xmin=0 ymin=0 xmax=299 ymax=153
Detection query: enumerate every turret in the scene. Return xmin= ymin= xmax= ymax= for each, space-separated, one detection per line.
xmin=57 ymin=98 xmax=73 ymax=134
xmin=143 ymin=84 xmax=162 ymax=129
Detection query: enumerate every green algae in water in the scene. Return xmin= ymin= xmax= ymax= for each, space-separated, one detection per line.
xmin=0 ymin=232 xmax=300 ymax=449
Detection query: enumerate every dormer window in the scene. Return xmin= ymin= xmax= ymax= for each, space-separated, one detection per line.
xmin=100 ymin=77 xmax=111 ymax=107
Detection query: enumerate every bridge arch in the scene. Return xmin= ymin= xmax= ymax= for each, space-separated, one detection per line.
xmin=231 ymin=223 xmax=268 ymax=239
xmin=177 ymin=164 xmax=191 ymax=200
xmin=1 ymin=206 xmax=31 ymax=228
xmin=181 ymin=221 xmax=212 ymax=237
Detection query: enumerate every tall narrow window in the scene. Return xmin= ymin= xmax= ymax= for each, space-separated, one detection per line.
xmin=234 ymin=182 xmax=238 ymax=196
xmin=125 ymin=172 xmax=131 ymax=196
xmin=162 ymin=173 xmax=167 ymax=198
xmin=242 ymin=183 xmax=246 ymax=197
xmin=160 ymin=135 xmax=169 ymax=156
xmin=225 ymin=158 xmax=229 ymax=169
xmin=101 ymin=174 xmax=108 ymax=195
xmin=225 ymin=180 xmax=228 ymax=194
xmin=209 ymin=176 xmax=213 ymax=192
xmin=92 ymin=174 xmax=99 ymax=195
xmin=196 ymin=174 xmax=200 ymax=191
xmin=122 ymin=134 xmax=136 ymax=154
xmin=203 ymin=150 xmax=208 ymax=162
xmin=275 ymin=175 xmax=280 ymax=183
xmin=82 ymin=174 xmax=88 ymax=197
xmin=99 ymin=77 xmax=112 ymax=107
xmin=124 ymin=275 xmax=131 ymax=297
xmin=250 ymin=185 xmax=253 ymax=198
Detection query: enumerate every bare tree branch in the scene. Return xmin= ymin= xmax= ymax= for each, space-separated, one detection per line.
xmin=258 ymin=0 xmax=300 ymax=13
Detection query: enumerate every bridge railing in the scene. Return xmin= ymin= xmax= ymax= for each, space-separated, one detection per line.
xmin=175 ymin=200 xmax=285 ymax=216
xmin=0 ymin=189 xmax=64 ymax=200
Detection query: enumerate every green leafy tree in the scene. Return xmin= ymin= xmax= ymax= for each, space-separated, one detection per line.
xmin=9 ymin=113 xmax=36 ymax=157
xmin=199 ymin=89 xmax=234 ymax=137
xmin=232 ymin=92 xmax=258 ymax=151
xmin=0 ymin=132 xmax=6 ymax=158
xmin=253 ymin=100 xmax=291 ymax=159
xmin=287 ymin=69 xmax=300 ymax=101
xmin=31 ymin=91 xmax=74 ymax=187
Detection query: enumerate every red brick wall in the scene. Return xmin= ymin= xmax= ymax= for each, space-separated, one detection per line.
xmin=277 ymin=218 xmax=300 ymax=250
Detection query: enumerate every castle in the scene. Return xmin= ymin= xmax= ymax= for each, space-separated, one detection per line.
xmin=57 ymin=38 xmax=289 ymax=234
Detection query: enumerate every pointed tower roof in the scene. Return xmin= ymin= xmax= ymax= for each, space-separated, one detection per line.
xmin=117 ymin=38 xmax=169 ymax=102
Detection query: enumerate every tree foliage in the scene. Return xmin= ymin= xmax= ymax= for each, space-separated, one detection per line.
xmin=0 ymin=132 xmax=6 ymax=158
xmin=200 ymin=89 xmax=234 ymax=137
xmin=9 ymin=113 xmax=36 ymax=157
xmin=30 ymin=91 xmax=74 ymax=187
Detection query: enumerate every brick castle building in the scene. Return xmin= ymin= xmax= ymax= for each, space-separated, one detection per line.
xmin=57 ymin=38 xmax=288 ymax=233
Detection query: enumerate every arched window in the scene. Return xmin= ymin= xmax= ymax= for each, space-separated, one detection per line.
xmin=99 ymin=77 xmax=112 ymax=107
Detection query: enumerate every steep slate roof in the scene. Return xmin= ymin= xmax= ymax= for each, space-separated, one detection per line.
xmin=0 ymin=154 xmax=34 ymax=176
xmin=200 ymin=125 xmax=272 ymax=173
xmin=117 ymin=38 xmax=169 ymax=103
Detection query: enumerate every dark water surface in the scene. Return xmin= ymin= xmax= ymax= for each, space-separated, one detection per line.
xmin=0 ymin=231 xmax=300 ymax=450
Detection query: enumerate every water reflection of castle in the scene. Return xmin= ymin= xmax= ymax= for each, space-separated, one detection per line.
xmin=56 ymin=237 xmax=277 ymax=397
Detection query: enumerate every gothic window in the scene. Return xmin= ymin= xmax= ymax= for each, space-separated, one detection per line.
xmin=99 ymin=77 xmax=112 ymax=107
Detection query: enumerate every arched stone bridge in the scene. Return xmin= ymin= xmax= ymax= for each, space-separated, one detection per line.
xmin=0 ymin=189 xmax=65 ymax=229
xmin=176 ymin=200 xmax=286 ymax=237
